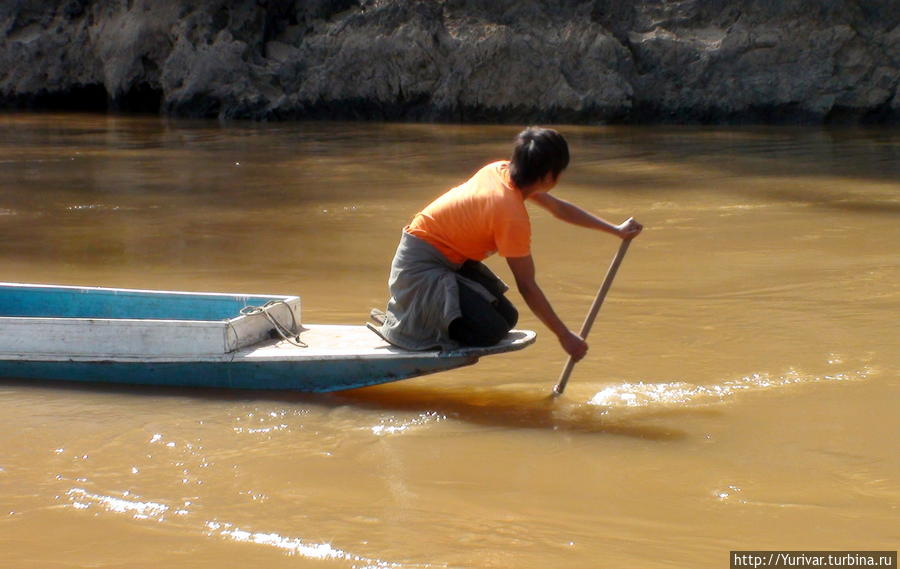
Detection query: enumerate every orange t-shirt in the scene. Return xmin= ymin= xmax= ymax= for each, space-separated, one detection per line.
xmin=406 ymin=161 xmax=530 ymax=264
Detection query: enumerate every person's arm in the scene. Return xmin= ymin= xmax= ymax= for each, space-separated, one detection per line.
xmin=506 ymin=254 xmax=587 ymax=361
xmin=529 ymin=192 xmax=642 ymax=239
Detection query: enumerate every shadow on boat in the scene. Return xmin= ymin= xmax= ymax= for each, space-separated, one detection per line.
xmin=0 ymin=377 xmax=718 ymax=440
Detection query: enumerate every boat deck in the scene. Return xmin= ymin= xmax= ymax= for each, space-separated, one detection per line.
xmin=242 ymin=324 xmax=396 ymax=358
xmin=238 ymin=325 xmax=536 ymax=361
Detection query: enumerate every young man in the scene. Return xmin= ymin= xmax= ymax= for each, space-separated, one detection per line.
xmin=377 ymin=127 xmax=642 ymax=361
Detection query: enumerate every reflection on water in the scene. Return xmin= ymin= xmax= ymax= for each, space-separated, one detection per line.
xmin=0 ymin=113 xmax=898 ymax=569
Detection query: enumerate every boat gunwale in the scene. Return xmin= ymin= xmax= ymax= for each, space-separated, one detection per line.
xmin=0 ymin=281 xmax=298 ymax=303
xmin=0 ymin=327 xmax=537 ymax=363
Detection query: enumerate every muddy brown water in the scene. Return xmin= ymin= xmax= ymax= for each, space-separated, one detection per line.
xmin=0 ymin=113 xmax=897 ymax=568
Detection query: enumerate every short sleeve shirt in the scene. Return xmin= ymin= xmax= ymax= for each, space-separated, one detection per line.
xmin=406 ymin=161 xmax=530 ymax=264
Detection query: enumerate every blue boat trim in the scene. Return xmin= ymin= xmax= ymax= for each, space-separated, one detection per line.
xmin=0 ymin=355 xmax=482 ymax=393
xmin=0 ymin=282 xmax=294 ymax=321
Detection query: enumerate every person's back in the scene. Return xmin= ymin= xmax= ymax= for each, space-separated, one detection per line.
xmin=406 ymin=161 xmax=530 ymax=265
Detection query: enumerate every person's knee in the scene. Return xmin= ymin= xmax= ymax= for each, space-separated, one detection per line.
xmin=453 ymin=281 xmax=514 ymax=346
xmin=448 ymin=318 xmax=507 ymax=347
xmin=496 ymin=300 xmax=518 ymax=328
xmin=476 ymin=323 xmax=508 ymax=346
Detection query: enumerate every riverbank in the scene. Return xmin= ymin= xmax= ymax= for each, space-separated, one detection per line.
xmin=2 ymin=0 xmax=898 ymax=123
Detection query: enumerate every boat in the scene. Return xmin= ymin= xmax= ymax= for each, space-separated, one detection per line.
xmin=0 ymin=282 xmax=535 ymax=392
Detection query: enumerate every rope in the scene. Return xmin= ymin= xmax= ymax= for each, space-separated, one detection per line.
xmin=240 ymin=300 xmax=308 ymax=348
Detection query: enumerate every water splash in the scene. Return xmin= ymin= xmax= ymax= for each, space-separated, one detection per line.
xmin=589 ymin=367 xmax=873 ymax=408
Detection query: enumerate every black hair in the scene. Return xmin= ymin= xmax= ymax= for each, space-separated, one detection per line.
xmin=509 ymin=127 xmax=570 ymax=190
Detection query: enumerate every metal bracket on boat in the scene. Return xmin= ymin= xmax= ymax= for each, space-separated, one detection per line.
xmin=240 ymin=300 xmax=308 ymax=348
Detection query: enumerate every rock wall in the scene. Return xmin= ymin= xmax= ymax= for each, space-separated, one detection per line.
xmin=1 ymin=0 xmax=897 ymax=123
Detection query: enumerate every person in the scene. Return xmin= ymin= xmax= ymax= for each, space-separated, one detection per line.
xmin=376 ymin=127 xmax=642 ymax=361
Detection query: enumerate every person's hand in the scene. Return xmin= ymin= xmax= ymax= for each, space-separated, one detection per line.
xmin=616 ymin=217 xmax=643 ymax=240
xmin=558 ymin=330 xmax=588 ymax=361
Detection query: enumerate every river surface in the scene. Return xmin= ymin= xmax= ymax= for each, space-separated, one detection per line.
xmin=0 ymin=113 xmax=897 ymax=568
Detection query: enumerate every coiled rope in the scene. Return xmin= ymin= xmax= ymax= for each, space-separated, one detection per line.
xmin=240 ymin=300 xmax=308 ymax=348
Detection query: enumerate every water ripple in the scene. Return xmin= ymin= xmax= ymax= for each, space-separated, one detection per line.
xmin=371 ymin=411 xmax=445 ymax=436
xmin=65 ymin=204 xmax=123 ymax=212
xmin=207 ymin=521 xmax=444 ymax=568
xmin=60 ymin=488 xmax=441 ymax=567
xmin=589 ymin=366 xmax=873 ymax=408
xmin=64 ymin=488 xmax=188 ymax=521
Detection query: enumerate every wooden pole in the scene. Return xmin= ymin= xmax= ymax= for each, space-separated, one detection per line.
xmin=553 ymin=238 xmax=632 ymax=396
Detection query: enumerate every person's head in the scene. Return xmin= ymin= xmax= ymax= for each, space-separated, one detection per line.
xmin=509 ymin=127 xmax=570 ymax=191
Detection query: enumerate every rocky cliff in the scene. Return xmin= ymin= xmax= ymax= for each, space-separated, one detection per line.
xmin=1 ymin=0 xmax=897 ymax=123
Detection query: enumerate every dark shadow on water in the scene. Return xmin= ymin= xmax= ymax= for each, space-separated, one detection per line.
xmin=0 ymin=377 xmax=720 ymax=441
xmin=324 ymin=382 xmax=712 ymax=440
